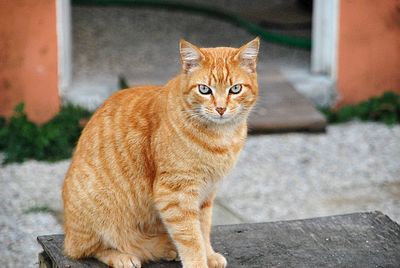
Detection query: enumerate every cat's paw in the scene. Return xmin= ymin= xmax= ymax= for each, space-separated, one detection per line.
xmin=207 ymin=252 xmax=227 ymax=268
xmin=163 ymin=249 xmax=179 ymax=261
xmin=112 ymin=254 xmax=141 ymax=268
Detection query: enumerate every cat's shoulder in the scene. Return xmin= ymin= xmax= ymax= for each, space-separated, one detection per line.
xmin=100 ymin=85 xmax=164 ymax=106
xmin=114 ymin=85 xmax=163 ymax=98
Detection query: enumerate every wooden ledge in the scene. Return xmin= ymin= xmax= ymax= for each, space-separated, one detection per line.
xmin=38 ymin=211 xmax=400 ymax=267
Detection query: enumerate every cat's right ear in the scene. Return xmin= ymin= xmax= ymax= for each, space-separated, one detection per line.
xmin=179 ymin=39 xmax=203 ymax=73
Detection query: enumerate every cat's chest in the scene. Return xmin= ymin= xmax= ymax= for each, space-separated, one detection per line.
xmin=200 ymin=130 xmax=244 ymax=162
xmin=202 ymin=150 xmax=239 ymax=178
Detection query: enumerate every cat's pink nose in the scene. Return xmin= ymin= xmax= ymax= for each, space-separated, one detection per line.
xmin=215 ymin=107 xmax=226 ymax=116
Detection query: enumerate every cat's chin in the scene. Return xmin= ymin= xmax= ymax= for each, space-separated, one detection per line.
xmin=203 ymin=115 xmax=242 ymax=126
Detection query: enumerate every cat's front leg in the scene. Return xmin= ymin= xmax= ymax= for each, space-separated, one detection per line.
xmin=200 ymin=192 xmax=227 ymax=268
xmin=154 ymin=178 xmax=207 ymax=268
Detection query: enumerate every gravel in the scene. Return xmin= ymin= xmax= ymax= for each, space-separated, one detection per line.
xmin=1 ymin=122 xmax=399 ymax=267
xmin=220 ymin=122 xmax=400 ymax=223
xmin=0 ymin=160 xmax=68 ymax=268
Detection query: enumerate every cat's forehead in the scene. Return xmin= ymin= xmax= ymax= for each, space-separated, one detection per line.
xmin=194 ymin=47 xmax=243 ymax=86
xmin=199 ymin=47 xmax=237 ymax=60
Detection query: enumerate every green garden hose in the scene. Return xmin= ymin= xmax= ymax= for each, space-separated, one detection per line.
xmin=72 ymin=0 xmax=312 ymax=50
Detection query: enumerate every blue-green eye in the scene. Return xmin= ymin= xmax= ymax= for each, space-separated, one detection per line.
xmin=229 ymin=84 xmax=242 ymax=94
xmin=198 ymin=84 xmax=212 ymax=95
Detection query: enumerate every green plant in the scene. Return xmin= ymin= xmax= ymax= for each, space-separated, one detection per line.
xmin=23 ymin=205 xmax=55 ymax=214
xmin=320 ymin=91 xmax=400 ymax=125
xmin=0 ymin=103 xmax=92 ymax=164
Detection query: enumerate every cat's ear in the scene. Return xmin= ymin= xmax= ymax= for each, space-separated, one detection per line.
xmin=179 ymin=39 xmax=203 ymax=73
xmin=235 ymin=37 xmax=260 ymax=73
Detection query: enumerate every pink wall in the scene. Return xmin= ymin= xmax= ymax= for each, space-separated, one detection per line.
xmin=337 ymin=0 xmax=400 ymax=106
xmin=0 ymin=0 xmax=60 ymax=123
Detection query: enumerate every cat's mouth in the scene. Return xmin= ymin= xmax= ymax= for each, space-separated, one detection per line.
xmin=198 ymin=106 xmax=244 ymax=125
xmin=205 ymin=114 xmax=236 ymax=124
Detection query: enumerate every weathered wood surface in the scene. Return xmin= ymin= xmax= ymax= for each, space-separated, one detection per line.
xmin=38 ymin=211 xmax=400 ymax=268
xmin=248 ymin=74 xmax=326 ymax=133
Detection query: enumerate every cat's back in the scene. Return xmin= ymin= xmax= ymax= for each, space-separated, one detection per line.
xmin=65 ymin=85 xmax=166 ymax=183
xmin=62 ymin=85 xmax=168 ymax=247
xmin=79 ymin=85 xmax=165 ymax=144
xmin=98 ymin=85 xmax=165 ymax=121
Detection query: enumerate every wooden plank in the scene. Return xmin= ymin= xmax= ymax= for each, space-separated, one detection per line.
xmin=248 ymin=72 xmax=327 ymax=133
xmin=37 ymin=235 xmax=108 ymax=268
xmin=212 ymin=211 xmax=400 ymax=268
xmin=38 ymin=211 xmax=400 ymax=268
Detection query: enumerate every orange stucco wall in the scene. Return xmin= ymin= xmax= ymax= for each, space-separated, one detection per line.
xmin=0 ymin=0 xmax=59 ymax=123
xmin=337 ymin=0 xmax=400 ymax=106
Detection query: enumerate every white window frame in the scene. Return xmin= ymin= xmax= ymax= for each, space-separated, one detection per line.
xmin=56 ymin=0 xmax=72 ymax=94
xmin=311 ymin=0 xmax=340 ymax=80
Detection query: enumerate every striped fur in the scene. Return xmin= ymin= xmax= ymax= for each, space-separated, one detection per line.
xmin=62 ymin=38 xmax=260 ymax=268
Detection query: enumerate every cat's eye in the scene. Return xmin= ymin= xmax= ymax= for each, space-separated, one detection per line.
xmin=198 ymin=84 xmax=212 ymax=95
xmin=229 ymin=84 xmax=242 ymax=94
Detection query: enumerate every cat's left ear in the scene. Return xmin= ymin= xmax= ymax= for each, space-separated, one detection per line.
xmin=235 ymin=37 xmax=260 ymax=73
xmin=179 ymin=39 xmax=204 ymax=73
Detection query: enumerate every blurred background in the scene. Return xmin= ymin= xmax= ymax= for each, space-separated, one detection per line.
xmin=0 ymin=0 xmax=399 ymax=267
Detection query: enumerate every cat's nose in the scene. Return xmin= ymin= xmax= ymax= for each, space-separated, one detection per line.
xmin=215 ymin=107 xmax=226 ymax=116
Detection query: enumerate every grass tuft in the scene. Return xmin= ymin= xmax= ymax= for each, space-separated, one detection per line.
xmin=0 ymin=103 xmax=92 ymax=164
xmin=23 ymin=205 xmax=55 ymax=214
xmin=319 ymin=91 xmax=400 ymax=125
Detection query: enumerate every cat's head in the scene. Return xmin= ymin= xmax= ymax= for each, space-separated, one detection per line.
xmin=178 ymin=38 xmax=260 ymax=125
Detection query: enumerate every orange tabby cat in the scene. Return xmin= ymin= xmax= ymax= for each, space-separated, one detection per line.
xmin=62 ymin=37 xmax=260 ymax=268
